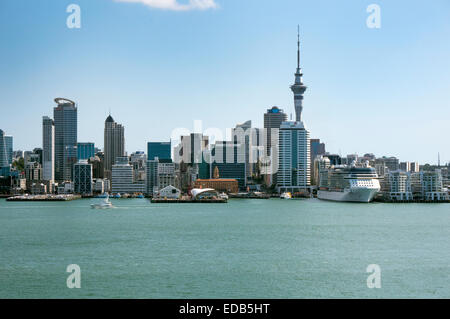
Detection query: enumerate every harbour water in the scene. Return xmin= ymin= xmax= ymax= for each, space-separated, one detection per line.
xmin=0 ymin=198 xmax=449 ymax=298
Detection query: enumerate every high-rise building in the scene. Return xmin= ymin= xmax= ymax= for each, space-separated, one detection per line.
xmin=410 ymin=162 xmax=420 ymax=173
xmin=376 ymin=156 xmax=399 ymax=172
xmin=146 ymin=159 xmax=159 ymax=195
xmin=277 ymin=29 xmax=311 ymax=193
xmin=89 ymin=155 xmax=104 ymax=179
xmin=263 ymin=106 xmax=288 ymax=186
xmin=310 ymin=138 xmax=326 ymax=182
xmin=53 ymin=98 xmax=77 ymax=182
xmin=77 ymin=142 xmax=95 ymax=161
xmin=387 ymin=170 xmax=413 ymax=201
xmin=0 ymin=129 xmax=8 ymax=168
xmin=130 ymin=151 xmax=147 ymax=182
xmin=313 ymin=155 xmax=330 ymax=186
xmin=346 ymin=154 xmax=358 ymax=165
xmin=420 ymin=170 xmax=448 ymax=201
xmin=233 ymin=121 xmax=264 ymax=179
xmin=4 ymin=135 xmax=13 ymax=165
xmin=174 ymin=134 xmax=209 ymax=165
xmin=325 ymin=154 xmax=342 ymax=166
xmin=263 ymin=106 xmax=287 ymax=157
xmin=290 ymin=27 xmax=307 ymax=122
xmin=73 ymin=160 xmax=93 ymax=195
xmin=104 ymin=115 xmax=125 ymax=180
xmin=147 ymin=142 xmax=171 ymax=161
xmin=111 ymin=156 xmax=145 ymax=194
xmin=310 ymin=139 xmax=326 ymax=163
xmin=25 ymin=161 xmax=42 ymax=182
xmin=399 ymin=161 xmax=411 ymax=172
xmin=42 ymin=116 xmax=55 ymax=182
xmin=209 ymin=141 xmax=246 ymax=189
xmin=384 ymin=157 xmax=400 ymax=172
xmin=277 ymin=121 xmax=311 ymax=192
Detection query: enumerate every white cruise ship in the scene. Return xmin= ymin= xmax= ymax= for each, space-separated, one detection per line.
xmin=317 ymin=163 xmax=380 ymax=203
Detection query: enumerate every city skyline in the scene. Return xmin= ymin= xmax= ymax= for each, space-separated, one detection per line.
xmin=0 ymin=0 xmax=449 ymax=164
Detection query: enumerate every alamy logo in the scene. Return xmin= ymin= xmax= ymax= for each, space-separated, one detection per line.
xmin=66 ymin=264 xmax=81 ymax=288
xmin=366 ymin=4 xmax=381 ymax=29
xmin=366 ymin=264 xmax=381 ymax=288
xmin=66 ymin=4 xmax=81 ymax=29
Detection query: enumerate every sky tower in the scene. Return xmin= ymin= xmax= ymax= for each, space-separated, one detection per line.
xmin=290 ymin=26 xmax=307 ymax=122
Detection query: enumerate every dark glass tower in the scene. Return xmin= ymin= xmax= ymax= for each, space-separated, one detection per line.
xmin=53 ymin=98 xmax=77 ymax=182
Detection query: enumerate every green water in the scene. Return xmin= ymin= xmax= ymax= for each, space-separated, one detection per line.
xmin=0 ymin=198 xmax=449 ymax=298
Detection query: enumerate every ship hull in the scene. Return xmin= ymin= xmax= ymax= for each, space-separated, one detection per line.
xmin=318 ymin=188 xmax=379 ymax=203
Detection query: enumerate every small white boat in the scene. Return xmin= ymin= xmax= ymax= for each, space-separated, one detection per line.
xmin=219 ymin=192 xmax=229 ymax=200
xmin=91 ymin=194 xmax=114 ymax=209
xmin=280 ymin=192 xmax=292 ymax=199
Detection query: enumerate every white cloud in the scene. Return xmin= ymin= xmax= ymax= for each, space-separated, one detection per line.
xmin=115 ymin=0 xmax=218 ymax=11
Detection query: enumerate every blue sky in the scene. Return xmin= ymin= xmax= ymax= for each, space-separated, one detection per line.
xmin=0 ymin=0 xmax=449 ymax=164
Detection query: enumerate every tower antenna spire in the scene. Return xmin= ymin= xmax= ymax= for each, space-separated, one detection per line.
xmin=297 ymin=25 xmax=300 ymax=69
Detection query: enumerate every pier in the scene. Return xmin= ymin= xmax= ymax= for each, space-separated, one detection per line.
xmin=150 ymin=198 xmax=227 ymax=204
xmin=6 ymin=194 xmax=81 ymax=201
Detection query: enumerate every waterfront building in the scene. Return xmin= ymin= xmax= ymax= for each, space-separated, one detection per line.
xmin=147 ymin=142 xmax=171 ymax=161
xmin=92 ymin=178 xmax=110 ymax=194
xmin=277 ymin=121 xmax=311 ymax=193
xmin=4 ymin=135 xmax=13 ymax=165
xmin=145 ymin=157 xmax=178 ymax=195
xmin=0 ymin=129 xmax=8 ymax=168
xmin=193 ymin=178 xmax=239 ymax=193
xmin=387 ymin=170 xmax=413 ymax=201
xmin=25 ymin=161 xmax=42 ymax=183
xmin=420 ymin=170 xmax=449 ymax=201
xmin=93 ymin=179 xmax=105 ymax=194
xmin=158 ymin=159 xmax=177 ymax=190
xmin=111 ymin=156 xmax=145 ymax=194
xmin=57 ymin=182 xmax=74 ymax=194
xmin=42 ymin=116 xmax=55 ymax=182
xmin=77 ymin=142 xmax=95 ymax=161
xmin=30 ymin=183 xmax=47 ymax=195
xmin=53 ymin=98 xmax=77 ymax=182
xmin=157 ymin=185 xmax=181 ymax=199
xmin=145 ymin=158 xmax=159 ymax=195
xmin=375 ymin=163 xmax=388 ymax=177
xmin=104 ymin=115 xmax=125 ymax=180
xmin=73 ymin=160 xmax=93 ymax=195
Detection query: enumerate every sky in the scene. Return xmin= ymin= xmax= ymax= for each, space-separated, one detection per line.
xmin=0 ymin=0 xmax=449 ymax=164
